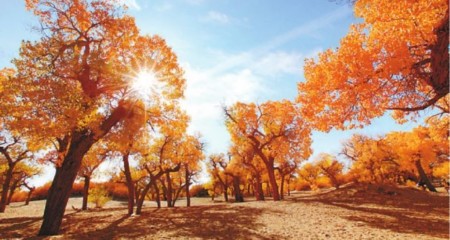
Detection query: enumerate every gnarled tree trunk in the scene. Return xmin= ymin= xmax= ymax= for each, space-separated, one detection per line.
xmin=0 ymin=165 xmax=14 ymax=212
xmin=415 ymin=160 xmax=437 ymax=192
xmin=123 ymin=152 xmax=135 ymax=215
xmin=25 ymin=188 xmax=34 ymax=205
xmin=82 ymin=176 xmax=90 ymax=210
xmin=39 ymin=131 xmax=95 ymax=236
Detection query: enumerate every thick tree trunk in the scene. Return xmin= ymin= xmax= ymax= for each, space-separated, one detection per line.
xmin=123 ymin=152 xmax=135 ymax=215
xmin=39 ymin=104 xmax=126 ymax=236
xmin=39 ymin=132 xmax=95 ymax=236
xmin=185 ymin=166 xmax=191 ymax=207
xmin=415 ymin=160 xmax=437 ymax=192
xmin=7 ymin=181 xmax=18 ymax=205
xmin=254 ymin=177 xmax=264 ymax=201
xmin=0 ymin=166 xmax=14 ymax=212
xmin=82 ymin=176 xmax=90 ymax=210
xmin=266 ymin=162 xmax=281 ymax=201
xmin=25 ymin=188 xmax=34 ymax=205
xmin=165 ymin=172 xmax=173 ymax=207
xmin=233 ymin=176 xmax=244 ymax=202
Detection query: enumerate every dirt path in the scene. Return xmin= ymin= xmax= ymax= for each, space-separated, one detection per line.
xmin=1 ymin=185 xmax=448 ymax=239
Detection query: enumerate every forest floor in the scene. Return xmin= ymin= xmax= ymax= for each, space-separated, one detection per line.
xmin=1 ymin=184 xmax=449 ymax=239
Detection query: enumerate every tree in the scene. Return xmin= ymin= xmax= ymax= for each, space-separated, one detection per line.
xmin=229 ymin=144 xmax=266 ymax=200
xmin=0 ymin=134 xmax=33 ymax=212
xmin=78 ymin=142 xmax=109 ymax=210
xmin=225 ymin=100 xmax=312 ymax=201
xmin=208 ymin=153 xmax=232 ymax=202
xmin=385 ymin=125 xmax=447 ymax=192
xmin=298 ymin=0 xmax=449 ymax=131
xmin=315 ymin=153 xmax=344 ymax=189
xmin=1 ymin=0 xmax=185 ymax=235
xmin=298 ymin=163 xmax=321 ymax=190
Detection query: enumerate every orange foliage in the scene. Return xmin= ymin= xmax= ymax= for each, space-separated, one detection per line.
xmin=298 ymin=0 xmax=449 ymax=131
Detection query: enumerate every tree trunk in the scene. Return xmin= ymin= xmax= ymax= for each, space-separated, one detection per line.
xmin=38 ymin=104 xmax=126 ymax=236
xmin=153 ymin=180 xmax=161 ymax=208
xmin=211 ymin=183 xmax=216 ymax=201
xmin=185 ymin=166 xmax=191 ymax=207
xmin=254 ymin=177 xmax=264 ymax=201
xmin=223 ymin=185 xmax=228 ymax=202
xmin=25 ymin=188 xmax=34 ymax=205
xmin=136 ymin=180 xmax=152 ymax=215
xmin=39 ymin=131 xmax=95 ymax=236
xmin=233 ymin=176 xmax=244 ymax=202
xmin=0 ymin=166 xmax=14 ymax=212
xmin=165 ymin=172 xmax=173 ymax=207
xmin=134 ymin=183 xmax=141 ymax=205
xmin=280 ymin=175 xmax=285 ymax=200
xmin=7 ymin=180 xmax=19 ymax=205
xmin=287 ymin=177 xmax=291 ymax=196
xmin=266 ymin=162 xmax=281 ymax=201
xmin=415 ymin=160 xmax=437 ymax=192
xmin=82 ymin=176 xmax=90 ymax=210
xmin=123 ymin=152 xmax=135 ymax=215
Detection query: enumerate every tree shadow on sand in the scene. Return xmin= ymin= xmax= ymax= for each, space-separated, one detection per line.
xmin=69 ymin=204 xmax=274 ymax=239
xmin=288 ymin=185 xmax=449 ymax=239
xmin=1 ymin=204 xmax=276 ymax=239
xmin=0 ymin=217 xmax=42 ymax=239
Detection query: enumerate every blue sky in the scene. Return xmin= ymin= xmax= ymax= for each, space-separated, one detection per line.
xmin=1 ymin=0 xmax=428 ymax=185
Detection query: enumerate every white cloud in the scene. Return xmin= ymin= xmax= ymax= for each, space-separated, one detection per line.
xmin=202 ymin=11 xmax=230 ymax=24
xmin=119 ymin=0 xmax=141 ymax=11
xmin=180 ymin=63 xmax=267 ymax=155
xmin=178 ymin=6 xmax=352 ymax=155
xmin=250 ymin=49 xmax=323 ymax=77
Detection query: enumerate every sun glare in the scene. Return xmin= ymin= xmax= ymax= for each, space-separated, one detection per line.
xmin=131 ymin=69 xmax=162 ymax=101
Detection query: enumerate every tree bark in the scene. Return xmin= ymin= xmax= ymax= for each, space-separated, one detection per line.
xmin=82 ymin=176 xmax=90 ymax=210
xmin=415 ymin=160 xmax=437 ymax=192
xmin=223 ymin=185 xmax=229 ymax=202
xmin=0 ymin=165 xmax=14 ymax=212
xmin=265 ymin=162 xmax=280 ymax=201
xmin=165 ymin=172 xmax=173 ymax=207
xmin=185 ymin=166 xmax=191 ymax=207
xmin=123 ymin=152 xmax=135 ymax=215
xmin=280 ymin=175 xmax=285 ymax=200
xmin=38 ymin=92 xmax=127 ymax=236
xmin=254 ymin=177 xmax=264 ymax=201
xmin=136 ymin=180 xmax=152 ymax=215
xmin=233 ymin=176 xmax=244 ymax=202
xmin=153 ymin=180 xmax=161 ymax=208
xmin=39 ymin=131 xmax=95 ymax=236
xmin=7 ymin=181 xmax=18 ymax=205
xmin=25 ymin=188 xmax=34 ymax=205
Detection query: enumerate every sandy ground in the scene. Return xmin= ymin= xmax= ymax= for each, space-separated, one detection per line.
xmin=0 ymin=184 xmax=448 ymax=239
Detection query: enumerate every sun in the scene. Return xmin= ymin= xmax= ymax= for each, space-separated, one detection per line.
xmin=130 ymin=69 xmax=163 ymax=101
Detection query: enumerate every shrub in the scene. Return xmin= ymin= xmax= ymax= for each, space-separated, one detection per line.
xmin=88 ymin=186 xmax=111 ymax=208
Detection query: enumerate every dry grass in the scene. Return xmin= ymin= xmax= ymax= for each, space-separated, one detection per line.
xmin=0 ymin=184 xmax=448 ymax=239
